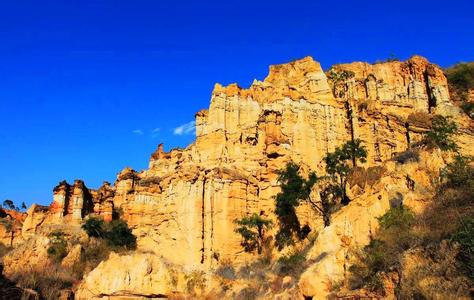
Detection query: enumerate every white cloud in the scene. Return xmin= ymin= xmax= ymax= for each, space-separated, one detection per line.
xmin=173 ymin=121 xmax=196 ymax=136
xmin=151 ymin=128 xmax=160 ymax=138
xmin=132 ymin=129 xmax=144 ymax=136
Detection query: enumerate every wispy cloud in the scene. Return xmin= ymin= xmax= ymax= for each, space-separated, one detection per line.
xmin=151 ymin=128 xmax=160 ymax=138
xmin=132 ymin=129 xmax=144 ymax=136
xmin=173 ymin=121 xmax=196 ymax=136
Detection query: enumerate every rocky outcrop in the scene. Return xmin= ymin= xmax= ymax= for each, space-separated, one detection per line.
xmin=75 ymin=252 xmax=185 ymax=299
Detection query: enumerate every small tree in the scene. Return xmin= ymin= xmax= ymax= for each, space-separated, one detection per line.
xmin=275 ymin=162 xmax=317 ymax=249
xmin=307 ymin=181 xmax=338 ymax=227
xmin=343 ymin=139 xmax=368 ymax=167
xmin=234 ymin=213 xmax=272 ymax=254
xmin=2 ymin=200 xmax=16 ymax=211
xmin=324 ymin=139 xmax=367 ymax=205
xmin=21 ymin=202 xmax=27 ymax=211
xmin=423 ymin=115 xmax=458 ymax=151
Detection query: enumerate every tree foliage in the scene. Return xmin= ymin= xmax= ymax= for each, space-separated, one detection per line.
xmin=1 ymin=199 xmax=27 ymax=212
xmin=274 ymin=162 xmax=317 ymax=249
xmin=2 ymin=200 xmax=16 ymax=210
xmin=423 ymin=115 xmax=458 ymax=151
xmin=441 ymin=154 xmax=474 ymax=188
xmin=82 ymin=217 xmax=106 ymax=238
xmin=234 ymin=213 xmax=272 ymax=254
xmin=324 ymin=139 xmax=367 ymax=205
xmin=105 ymin=219 xmax=137 ymax=249
xmin=82 ymin=217 xmax=136 ymax=249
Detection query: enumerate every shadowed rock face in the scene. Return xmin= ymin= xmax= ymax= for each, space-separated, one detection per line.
xmin=13 ymin=56 xmax=474 ymax=298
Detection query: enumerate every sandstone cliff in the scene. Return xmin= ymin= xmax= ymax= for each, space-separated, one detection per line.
xmin=8 ymin=56 xmax=474 ymax=299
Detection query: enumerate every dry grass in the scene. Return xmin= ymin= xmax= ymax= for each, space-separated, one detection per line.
xmin=9 ymin=263 xmax=76 ymax=300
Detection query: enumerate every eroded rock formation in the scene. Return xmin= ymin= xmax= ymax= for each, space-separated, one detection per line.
xmin=10 ymin=55 xmax=474 ymax=299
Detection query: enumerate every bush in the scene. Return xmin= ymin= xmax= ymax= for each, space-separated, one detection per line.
xmin=451 ymin=218 xmax=474 ymax=280
xmin=47 ymin=231 xmax=68 ymax=263
xmin=423 ymin=115 xmax=458 ymax=151
xmin=104 ymin=219 xmax=137 ymax=249
xmin=82 ymin=238 xmax=112 ymax=273
xmin=236 ymin=286 xmax=258 ymax=300
xmin=234 ymin=213 xmax=272 ymax=254
xmin=441 ymin=155 xmax=474 ymax=188
xmin=277 ymin=251 xmax=306 ymax=276
xmin=274 ymin=162 xmax=316 ymax=249
xmin=378 ymin=206 xmax=415 ymax=231
xmin=82 ymin=217 xmax=105 ymax=238
xmin=349 ymin=206 xmax=417 ymax=292
xmin=82 ymin=217 xmax=136 ymax=250
xmin=461 ymin=101 xmax=474 ymax=119
xmin=446 ymin=62 xmax=474 ymax=102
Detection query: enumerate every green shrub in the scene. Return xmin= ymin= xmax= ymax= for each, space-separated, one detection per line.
xmin=446 ymin=62 xmax=474 ymax=102
xmin=378 ymin=206 xmax=415 ymax=231
xmin=234 ymin=213 xmax=272 ymax=254
xmin=451 ymin=218 xmax=474 ymax=280
xmin=277 ymin=251 xmax=306 ymax=276
xmin=461 ymin=102 xmax=474 ymax=119
xmin=441 ymin=155 xmax=474 ymax=188
xmin=105 ymin=219 xmax=137 ymax=249
xmin=82 ymin=217 xmax=105 ymax=238
xmin=82 ymin=217 xmax=136 ymax=250
xmin=349 ymin=206 xmax=417 ymax=292
xmin=47 ymin=231 xmax=68 ymax=262
xmin=423 ymin=115 xmax=458 ymax=151
xmin=324 ymin=139 xmax=367 ymax=206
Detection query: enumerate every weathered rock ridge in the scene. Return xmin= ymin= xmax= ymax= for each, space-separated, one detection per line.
xmin=10 ymin=56 xmax=474 ymax=298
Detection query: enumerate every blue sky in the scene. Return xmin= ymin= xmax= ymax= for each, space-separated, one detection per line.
xmin=1 ymin=0 xmax=473 ymax=207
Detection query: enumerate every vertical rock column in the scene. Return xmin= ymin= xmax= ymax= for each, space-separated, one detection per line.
xmin=72 ymin=180 xmax=85 ymax=221
xmin=102 ymin=201 xmax=114 ymax=222
xmin=51 ymin=181 xmax=69 ymax=222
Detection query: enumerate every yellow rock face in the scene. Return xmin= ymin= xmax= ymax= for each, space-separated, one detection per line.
xmin=115 ymin=56 xmax=473 ymax=271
